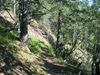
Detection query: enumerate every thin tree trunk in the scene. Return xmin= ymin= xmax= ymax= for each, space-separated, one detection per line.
xmin=73 ymin=24 xmax=76 ymax=44
xmin=28 ymin=0 xmax=33 ymax=18
xmin=92 ymin=38 xmax=100 ymax=75
xmin=0 ymin=0 xmax=1 ymax=13
xmin=92 ymin=54 xmax=95 ymax=75
xmin=19 ymin=0 xmax=31 ymax=53
xmin=95 ymin=61 xmax=100 ymax=75
xmin=56 ymin=10 xmax=61 ymax=56
xmin=95 ymin=40 xmax=100 ymax=75
xmin=13 ymin=0 xmax=16 ymax=19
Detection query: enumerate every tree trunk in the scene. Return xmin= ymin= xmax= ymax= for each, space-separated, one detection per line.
xmin=92 ymin=55 xmax=95 ymax=75
xmin=95 ymin=41 xmax=100 ymax=75
xmin=56 ymin=10 xmax=61 ymax=56
xmin=13 ymin=0 xmax=16 ymax=19
xmin=73 ymin=24 xmax=76 ymax=44
xmin=28 ymin=0 xmax=33 ymax=18
xmin=0 ymin=0 xmax=1 ymax=13
xmin=92 ymin=40 xmax=100 ymax=75
xmin=95 ymin=61 xmax=100 ymax=75
xmin=19 ymin=0 xmax=31 ymax=53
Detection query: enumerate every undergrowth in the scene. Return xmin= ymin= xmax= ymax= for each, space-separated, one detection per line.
xmin=28 ymin=36 xmax=55 ymax=56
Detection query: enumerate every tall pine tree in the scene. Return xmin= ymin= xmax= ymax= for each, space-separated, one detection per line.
xmin=19 ymin=0 xmax=31 ymax=53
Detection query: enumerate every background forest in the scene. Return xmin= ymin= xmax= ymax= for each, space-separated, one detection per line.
xmin=0 ymin=0 xmax=100 ymax=75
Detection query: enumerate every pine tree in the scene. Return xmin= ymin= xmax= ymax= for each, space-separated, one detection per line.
xmin=56 ymin=10 xmax=62 ymax=56
xmin=19 ymin=0 xmax=31 ymax=53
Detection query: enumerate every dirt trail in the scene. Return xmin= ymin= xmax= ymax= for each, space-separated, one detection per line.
xmin=38 ymin=49 xmax=83 ymax=75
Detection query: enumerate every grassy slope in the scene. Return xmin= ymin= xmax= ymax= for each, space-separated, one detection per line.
xmin=0 ymin=16 xmax=48 ymax=75
xmin=0 ymin=11 xmax=88 ymax=75
xmin=0 ymin=14 xmax=57 ymax=75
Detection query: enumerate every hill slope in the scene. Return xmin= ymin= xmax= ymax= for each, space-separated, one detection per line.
xmin=0 ymin=11 xmax=86 ymax=75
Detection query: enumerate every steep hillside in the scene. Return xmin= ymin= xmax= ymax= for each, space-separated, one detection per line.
xmin=0 ymin=11 xmax=87 ymax=75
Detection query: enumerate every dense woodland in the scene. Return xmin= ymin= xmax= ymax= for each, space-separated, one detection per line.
xmin=0 ymin=0 xmax=100 ymax=75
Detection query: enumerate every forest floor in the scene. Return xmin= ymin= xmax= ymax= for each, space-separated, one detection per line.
xmin=0 ymin=11 xmax=85 ymax=75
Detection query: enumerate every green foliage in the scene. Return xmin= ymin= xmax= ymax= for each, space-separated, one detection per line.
xmin=30 ymin=18 xmax=36 ymax=22
xmin=0 ymin=23 xmax=17 ymax=44
xmin=28 ymin=36 xmax=41 ymax=54
xmin=28 ymin=36 xmax=55 ymax=56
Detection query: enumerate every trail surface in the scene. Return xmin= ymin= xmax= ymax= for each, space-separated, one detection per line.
xmin=38 ymin=48 xmax=83 ymax=75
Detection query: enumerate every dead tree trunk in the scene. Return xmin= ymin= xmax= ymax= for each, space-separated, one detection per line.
xmin=19 ymin=0 xmax=31 ymax=53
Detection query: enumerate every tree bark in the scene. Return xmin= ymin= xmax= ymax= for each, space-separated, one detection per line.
xmin=13 ymin=0 xmax=16 ymax=19
xmin=92 ymin=40 xmax=100 ymax=75
xmin=73 ymin=24 xmax=76 ymax=44
xmin=0 ymin=0 xmax=1 ymax=13
xmin=95 ymin=61 xmax=100 ymax=75
xmin=19 ymin=0 xmax=31 ymax=53
xmin=92 ymin=55 xmax=95 ymax=75
xmin=56 ymin=10 xmax=61 ymax=56
xmin=95 ymin=41 xmax=100 ymax=75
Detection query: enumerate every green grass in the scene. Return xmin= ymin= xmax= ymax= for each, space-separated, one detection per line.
xmin=0 ymin=17 xmax=56 ymax=74
xmin=0 ymin=23 xmax=17 ymax=43
xmin=28 ymin=36 xmax=41 ymax=54
xmin=0 ymin=18 xmax=19 ymax=55
xmin=0 ymin=17 xmax=55 ymax=56
xmin=28 ymin=36 xmax=55 ymax=56
xmin=0 ymin=21 xmax=38 ymax=74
